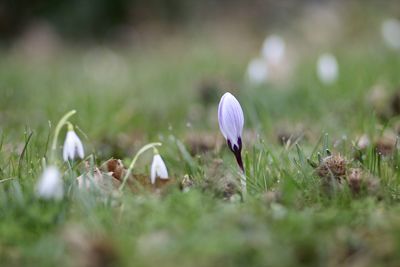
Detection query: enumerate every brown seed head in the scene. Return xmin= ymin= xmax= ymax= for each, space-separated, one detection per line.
xmin=375 ymin=138 xmax=396 ymax=156
xmin=180 ymin=175 xmax=194 ymax=192
xmin=346 ymin=168 xmax=381 ymax=196
xmin=316 ymin=154 xmax=347 ymax=180
xmin=347 ymin=168 xmax=363 ymax=194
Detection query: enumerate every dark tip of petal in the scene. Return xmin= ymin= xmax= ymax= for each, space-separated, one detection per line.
xmin=226 ymin=138 xmax=244 ymax=172
xmin=227 ymin=139 xmax=234 ymax=153
xmin=227 ymin=138 xmax=242 ymax=154
xmin=234 ymin=150 xmax=244 ymax=173
xmin=238 ymin=137 xmax=242 ymax=151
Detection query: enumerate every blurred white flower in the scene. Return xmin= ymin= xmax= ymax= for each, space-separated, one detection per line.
xmin=317 ymin=53 xmax=338 ymax=85
xmin=150 ymin=154 xmax=169 ymax=184
xmin=382 ymin=18 xmax=400 ymax=50
xmin=63 ymin=130 xmax=84 ymax=161
xmin=357 ymin=134 xmax=370 ymax=150
xmin=261 ymin=35 xmax=286 ymax=65
xmin=36 ymin=166 xmax=63 ymax=200
xmin=247 ymin=58 xmax=268 ymax=84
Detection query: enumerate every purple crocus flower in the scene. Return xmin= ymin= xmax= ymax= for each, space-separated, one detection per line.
xmin=218 ymin=92 xmax=244 ymax=172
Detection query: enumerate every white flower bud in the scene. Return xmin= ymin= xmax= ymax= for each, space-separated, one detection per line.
xmin=150 ymin=154 xmax=169 ymax=184
xmin=63 ymin=130 xmax=84 ymax=161
xmin=36 ymin=166 xmax=63 ymax=200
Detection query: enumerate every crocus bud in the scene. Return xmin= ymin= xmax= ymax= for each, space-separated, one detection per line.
xmin=63 ymin=129 xmax=84 ymax=161
xmin=150 ymin=153 xmax=169 ymax=184
xmin=317 ymin=53 xmax=339 ymax=85
xmin=35 ymin=166 xmax=64 ymax=200
xmin=218 ymin=92 xmax=244 ymax=171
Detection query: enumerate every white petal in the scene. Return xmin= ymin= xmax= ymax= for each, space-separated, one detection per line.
xmin=382 ymin=18 xmax=400 ymax=49
xmin=247 ymin=58 xmax=268 ymax=84
xmin=68 ymin=143 xmax=74 ymax=160
xmin=150 ymin=160 xmax=157 ymax=184
xmin=63 ymin=131 xmax=74 ymax=161
xmin=156 ymin=163 xmax=168 ymax=180
xmin=74 ymin=136 xmax=85 ymax=159
xmin=62 ymin=143 xmax=69 ymax=161
xmin=63 ymin=130 xmax=84 ymax=161
xmin=317 ymin=53 xmax=338 ymax=84
xmin=261 ymin=35 xmax=286 ymax=64
xmin=36 ymin=166 xmax=63 ymax=200
xmin=150 ymin=154 xmax=169 ymax=183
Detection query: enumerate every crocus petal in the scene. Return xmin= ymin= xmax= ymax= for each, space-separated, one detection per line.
xmin=218 ymin=92 xmax=244 ymax=150
xmin=218 ymin=94 xmax=228 ymax=140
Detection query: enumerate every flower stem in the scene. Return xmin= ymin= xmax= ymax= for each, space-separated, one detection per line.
xmin=50 ymin=110 xmax=76 ymax=163
xmin=234 ymin=151 xmax=246 ymax=193
xmin=227 ymin=139 xmax=246 ymax=194
xmin=234 ymin=151 xmax=244 ymax=173
xmin=66 ymin=121 xmax=74 ymax=131
xmin=119 ymin=142 xmax=162 ymax=192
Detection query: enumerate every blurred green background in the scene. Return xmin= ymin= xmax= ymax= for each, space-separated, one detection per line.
xmin=2 ymin=1 xmax=400 ymax=267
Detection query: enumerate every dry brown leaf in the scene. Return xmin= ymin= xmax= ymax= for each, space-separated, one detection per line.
xmin=76 ymin=162 xmax=121 ymax=195
xmin=100 ymin=158 xmax=126 ymax=180
xmin=128 ymin=174 xmax=176 ymax=193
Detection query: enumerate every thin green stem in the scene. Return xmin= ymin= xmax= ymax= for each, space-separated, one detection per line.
xmin=153 ymin=147 xmax=159 ymax=154
xmin=119 ymin=142 xmax=162 ymax=192
xmin=66 ymin=121 xmax=74 ymax=131
xmin=240 ymin=172 xmax=247 ymax=199
xmin=0 ymin=178 xmax=14 ymax=184
xmin=50 ymin=110 xmax=76 ymax=163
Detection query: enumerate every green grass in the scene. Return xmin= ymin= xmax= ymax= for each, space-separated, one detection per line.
xmin=1 ymin=33 xmax=400 ymax=267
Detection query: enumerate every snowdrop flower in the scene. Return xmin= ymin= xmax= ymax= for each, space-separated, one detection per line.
xmin=247 ymin=58 xmax=268 ymax=84
xmin=35 ymin=166 xmax=63 ymax=200
xmin=317 ymin=53 xmax=338 ymax=85
xmin=150 ymin=153 xmax=169 ymax=184
xmin=382 ymin=18 xmax=400 ymax=50
xmin=218 ymin=92 xmax=244 ymax=171
xmin=63 ymin=129 xmax=84 ymax=161
xmin=261 ymin=35 xmax=286 ymax=65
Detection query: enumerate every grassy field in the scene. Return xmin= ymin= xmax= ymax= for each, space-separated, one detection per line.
xmin=1 ymin=30 xmax=400 ymax=267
